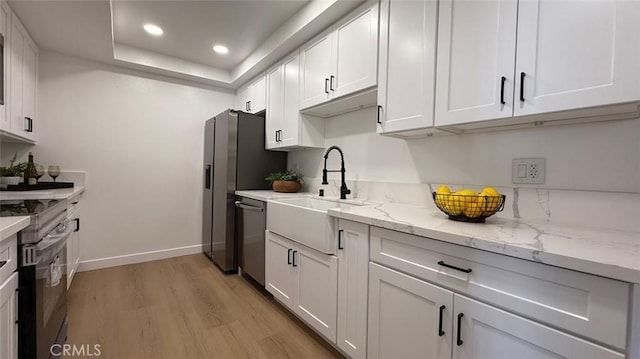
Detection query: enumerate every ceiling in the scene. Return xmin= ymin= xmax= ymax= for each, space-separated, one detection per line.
xmin=8 ymin=0 xmax=362 ymax=88
xmin=111 ymin=0 xmax=309 ymax=71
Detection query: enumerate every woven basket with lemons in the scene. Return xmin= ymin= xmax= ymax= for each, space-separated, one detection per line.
xmin=432 ymin=186 xmax=506 ymax=223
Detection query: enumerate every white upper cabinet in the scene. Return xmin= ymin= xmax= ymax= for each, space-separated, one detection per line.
xmin=236 ymin=75 xmax=266 ymax=114
xmin=265 ymin=51 xmax=324 ymax=151
xmin=435 ymin=0 xmax=640 ymax=128
xmin=299 ymin=28 xmax=333 ymax=110
xmin=0 ymin=2 xmax=9 ymax=133
xmin=434 ymin=0 xmax=518 ymax=127
xmin=8 ymin=10 xmax=38 ymax=142
xmin=377 ymin=0 xmax=439 ymax=135
xmin=514 ymin=0 xmax=640 ymax=116
xmin=299 ymin=2 xmax=378 ymax=110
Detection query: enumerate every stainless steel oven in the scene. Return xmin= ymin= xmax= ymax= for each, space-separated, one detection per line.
xmin=0 ymin=198 xmax=69 ymax=359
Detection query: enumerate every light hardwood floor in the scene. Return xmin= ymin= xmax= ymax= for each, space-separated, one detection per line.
xmin=66 ymin=254 xmax=344 ymax=359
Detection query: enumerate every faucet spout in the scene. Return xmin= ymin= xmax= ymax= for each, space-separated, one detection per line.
xmin=322 ymin=146 xmax=350 ymax=200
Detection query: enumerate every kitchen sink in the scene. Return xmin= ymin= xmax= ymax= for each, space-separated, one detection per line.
xmin=267 ymin=196 xmax=363 ymax=254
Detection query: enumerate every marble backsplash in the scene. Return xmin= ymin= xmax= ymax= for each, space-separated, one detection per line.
xmin=303 ymin=177 xmax=640 ymax=233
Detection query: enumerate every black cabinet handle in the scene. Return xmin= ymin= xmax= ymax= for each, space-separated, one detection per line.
xmin=338 ymin=229 xmax=344 ymax=250
xmin=287 ymin=249 xmax=292 ymax=265
xmin=0 ymin=260 xmax=6 ymax=269
xmin=438 ymin=305 xmax=446 ymax=336
xmin=325 ymin=78 xmax=330 ymax=94
xmin=245 ymin=101 xmax=249 ymax=111
xmin=437 ymin=261 xmax=472 ymax=274
xmin=457 ymin=313 xmax=464 ymax=346
xmin=248 ymin=101 xmax=252 ymax=112
xmin=377 ymin=105 xmax=382 ymax=125
xmin=74 ymin=218 xmax=80 ymax=232
xmin=500 ymin=76 xmax=506 ymax=105
xmin=330 ymin=75 xmax=335 ymax=91
xmin=24 ymin=117 xmax=33 ymax=132
xmin=520 ymin=72 xmax=526 ymax=102
xmin=205 ymin=165 xmax=211 ymax=189
xmin=292 ymin=250 xmax=297 ymax=267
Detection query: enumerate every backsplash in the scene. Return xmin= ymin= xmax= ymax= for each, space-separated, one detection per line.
xmin=304 ymin=177 xmax=640 ymax=233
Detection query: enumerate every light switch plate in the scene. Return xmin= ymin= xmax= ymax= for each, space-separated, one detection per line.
xmin=512 ymin=158 xmax=545 ymax=184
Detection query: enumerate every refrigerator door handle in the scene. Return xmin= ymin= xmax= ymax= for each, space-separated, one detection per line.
xmin=205 ymin=165 xmax=211 ymax=189
xmin=234 ymin=201 xmax=264 ymax=212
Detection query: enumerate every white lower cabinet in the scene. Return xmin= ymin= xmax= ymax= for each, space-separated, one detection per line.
xmin=0 ymin=272 xmax=18 ymax=359
xmin=368 ymin=262 xmax=453 ymax=359
xmin=265 ymin=230 xmax=338 ymax=342
xmin=452 ymin=294 xmax=624 ymax=359
xmin=336 ymin=220 xmax=369 ymax=359
xmin=368 ymin=262 xmax=624 ymax=359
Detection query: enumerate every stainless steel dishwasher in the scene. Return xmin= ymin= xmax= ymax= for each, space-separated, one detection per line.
xmin=235 ymin=197 xmax=266 ymax=286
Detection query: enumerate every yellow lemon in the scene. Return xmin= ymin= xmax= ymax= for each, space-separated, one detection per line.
xmin=434 ymin=186 xmax=451 ymax=211
xmin=478 ymin=187 xmax=501 ymax=213
xmin=464 ymin=202 xmax=483 ymax=218
xmin=449 ymin=189 xmax=477 ymax=215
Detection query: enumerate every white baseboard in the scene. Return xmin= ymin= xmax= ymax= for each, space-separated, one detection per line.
xmin=77 ymin=244 xmax=203 ymax=272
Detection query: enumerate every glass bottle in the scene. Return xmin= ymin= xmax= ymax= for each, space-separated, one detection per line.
xmin=23 ymin=152 xmax=38 ymax=185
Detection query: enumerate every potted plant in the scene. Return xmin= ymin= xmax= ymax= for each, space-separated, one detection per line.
xmin=265 ymin=169 xmax=304 ymax=193
xmin=0 ymin=153 xmax=27 ymax=187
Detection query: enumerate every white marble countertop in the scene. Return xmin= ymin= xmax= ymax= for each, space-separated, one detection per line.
xmin=235 ymin=190 xmax=312 ymax=202
xmin=0 ymin=216 xmax=30 ymax=241
xmin=328 ymin=202 xmax=640 ymax=283
xmin=0 ymin=186 xmax=85 ymax=201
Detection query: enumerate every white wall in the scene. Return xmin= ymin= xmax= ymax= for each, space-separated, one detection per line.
xmin=30 ymin=50 xmax=234 ymax=267
xmin=289 ymin=107 xmax=640 ymax=193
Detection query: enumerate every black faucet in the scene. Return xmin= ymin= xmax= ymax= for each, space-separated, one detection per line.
xmin=322 ymin=146 xmax=351 ymax=200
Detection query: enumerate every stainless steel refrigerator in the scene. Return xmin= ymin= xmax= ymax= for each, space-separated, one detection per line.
xmin=202 ymin=109 xmax=286 ymax=272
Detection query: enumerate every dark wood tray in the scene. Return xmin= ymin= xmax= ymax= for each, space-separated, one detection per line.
xmin=1 ymin=181 xmax=74 ymax=191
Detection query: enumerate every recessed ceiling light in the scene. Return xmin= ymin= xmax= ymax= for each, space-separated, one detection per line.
xmin=213 ymin=45 xmax=229 ymax=54
xmin=144 ymin=24 xmax=163 ymax=36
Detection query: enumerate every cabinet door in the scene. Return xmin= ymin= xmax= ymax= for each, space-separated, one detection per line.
xmin=294 ymin=245 xmax=338 ymax=343
xmin=0 ymin=3 xmax=10 ymax=132
xmin=265 ymin=65 xmax=283 ymax=149
xmin=265 ymin=231 xmax=296 ymax=309
xmin=368 ymin=263 xmax=453 ymax=359
xmin=332 ymin=3 xmax=378 ymax=99
xmin=279 ymin=53 xmax=300 ymax=147
xmin=22 ymin=39 xmax=36 ymax=141
xmin=514 ymin=0 xmax=640 ymax=116
xmin=236 ymin=85 xmax=251 ymax=112
xmin=453 ymin=294 xmax=624 ymax=359
xmin=336 ymin=220 xmax=369 ymax=359
xmin=378 ymin=0 xmax=438 ymax=134
xmin=299 ymin=28 xmax=333 ymax=110
xmin=0 ymin=273 xmax=18 ymax=359
xmin=9 ymin=14 xmax=24 ymax=137
xmin=434 ymin=0 xmax=518 ymax=126
xmin=250 ymin=75 xmax=266 ymax=113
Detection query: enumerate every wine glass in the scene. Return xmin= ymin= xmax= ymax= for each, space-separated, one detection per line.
xmin=34 ymin=164 xmax=45 ymax=183
xmin=48 ymin=165 xmax=61 ymax=182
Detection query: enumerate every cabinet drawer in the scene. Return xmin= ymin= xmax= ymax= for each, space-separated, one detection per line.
xmin=67 ymin=192 xmax=82 ymax=213
xmin=370 ymin=227 xmax=630 ymax=350
xmin=0 ymin=234 xmax=18 ymax=284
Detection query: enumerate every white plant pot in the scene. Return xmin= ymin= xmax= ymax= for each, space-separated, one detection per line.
xmin=0 ymin=176 xmax=22 ymax=186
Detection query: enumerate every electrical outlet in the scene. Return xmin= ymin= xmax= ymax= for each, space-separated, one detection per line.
xmin=512 ymin=158 xmax=545 ymax=184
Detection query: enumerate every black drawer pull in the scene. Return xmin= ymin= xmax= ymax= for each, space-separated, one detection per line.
xmin=520 ymin=72 xmax=526 ymax=102
xmin=330 ymin=75 xmax=335 ymax=91
xmin=438 ymin=305 xmax=445 ymax=336
xmin=500 ymin=76 xmax=506 ymax=105
xmin=74 ymin=218 xmax=80 ymax=232
xmin=437 ymin=261 xmax=472 ymax=273
xmin=338 ymin=229 xmax=344 ymax=250
xmin=377 ymin=105 xmax=382 ymax=125
xmin=457 ymin=313 xmax=464 ymax=346
xmin=325 ymin=78 xmax=330 ymax=94
xmin=287 ymin=249 xmax=292 ymax=265
xmin=292 ymin=250 xmax=297 ymax=267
